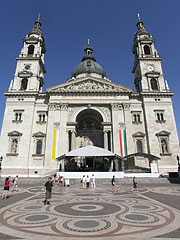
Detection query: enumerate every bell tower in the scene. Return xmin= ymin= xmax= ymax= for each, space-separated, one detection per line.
xmin=9 ymin=15 xmax=46 ymax=92
xmin=132 ymin=14 xmax=169 ymax=93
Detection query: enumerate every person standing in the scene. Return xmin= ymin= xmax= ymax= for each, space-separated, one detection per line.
xmin=111 ymin=175 xmax=117 ymax=193
xmin=12 ymin=175 xmax=18 ymax=192
xmin=131 ymin=176 xmax=138 ymax=192
xmin=82 ymin=175 xmax=86 ymax=190
xmin=43 ymin=177 xmax=54 ymax=205
xmin=2 ymin=176 xmax=11 ymax=200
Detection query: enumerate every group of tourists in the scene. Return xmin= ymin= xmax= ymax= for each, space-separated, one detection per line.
xmin=1 ymin=175 xmax=18 ymax=200
xmin=1 ymin=174 xmax=138 ymax=204
xmin=81 ymin=174 xmax=96 ymax=190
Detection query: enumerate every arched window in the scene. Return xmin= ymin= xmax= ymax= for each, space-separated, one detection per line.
xmin=137 ymin=140 xmax=143 ymax=153
xmin=36 ymin=140 xmax=42 ymax=155
xmin=137 ymin=114 xmax=140 ymax=122
xmin=144 ymin=45 xmax=151 ymax=55
xmin=28 ymin=45 xmax=34 ymax=55
xmin=160 ymin=113 xmax=164 ymax=121
xmin=151 ymin=78 xmax=158 ymax=90
xmin=20 ymin=78 xmax=28 ymax=90
xmin=161 ymin=139 xmax=168 ymax=154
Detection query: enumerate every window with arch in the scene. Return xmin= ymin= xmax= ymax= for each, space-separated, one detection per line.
xmin=131 ymin=111 xmax=142 ymax=124
xmin=32 ymin=132 xmax=46 ymax=157
xmin=20 ymin=78 xmax=28 ymax=90
xmin=37 ymin=111 xmax=47 ymax=124
xmin=154 ymin=110 xmax=165 ymax=123
xmin=136 ymin=140 xmax=143 ymax=153
xmin=28 ymin=45 xmax=34 ymax=55
xmin=150 ymin=78 xmax=158 ymax=90
xmin=13 ymin=110 xmax=24 ymax=123
xmin=144 ymin=45 xmax=151 ymax=55
xmin=36 ymin=140 xmax=42 ymax=155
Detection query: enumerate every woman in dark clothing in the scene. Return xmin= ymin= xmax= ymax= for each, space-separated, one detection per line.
xmin=2 ymin=176 xmax=11 ymax=200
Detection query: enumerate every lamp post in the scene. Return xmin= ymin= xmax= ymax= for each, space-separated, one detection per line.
xmin=177 ymin=155 xmax=180 ymax=175
xmin=0 ymin=156 xmax=3 ymax=172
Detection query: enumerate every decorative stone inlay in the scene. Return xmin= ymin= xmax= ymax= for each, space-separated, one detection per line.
xmin=74 ymin=220 xmax=100 ymax=228
xmin=54 ymin=202 xmax=121 ymax=216
xmin=25 ymin=215 xmax=49 ymax=221
xmin=48 ymin=103 xmax=68 ymax=111
xmin=125 ymin=214 xmax=149 ymax=221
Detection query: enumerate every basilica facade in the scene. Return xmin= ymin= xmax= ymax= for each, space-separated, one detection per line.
xmin=0 ymin=16 xmax=179 ymax=177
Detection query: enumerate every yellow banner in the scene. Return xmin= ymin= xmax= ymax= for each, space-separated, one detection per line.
xmin=52 ymin=129 xmax=57 ymax=159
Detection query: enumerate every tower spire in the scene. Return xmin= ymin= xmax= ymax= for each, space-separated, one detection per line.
xmin=34 ymin=13 xmax=41 ymax=29
xmin=136 ymin=13 xmax=145 ymax=30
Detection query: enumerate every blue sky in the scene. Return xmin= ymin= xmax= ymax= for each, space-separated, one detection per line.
xmin=0 ymin=0 xmax=180 ymax=140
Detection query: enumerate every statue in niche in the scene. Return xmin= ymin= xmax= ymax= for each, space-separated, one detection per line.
xmin=11 ymin=139 xmax=18 ymax=153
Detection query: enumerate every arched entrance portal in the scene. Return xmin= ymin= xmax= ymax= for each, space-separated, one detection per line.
xmin=76 ymin=109 xmax=104 ymax=148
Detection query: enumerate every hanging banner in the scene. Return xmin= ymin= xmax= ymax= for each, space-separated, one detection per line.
xmin=119 ymin=128 xmax=127 ymax=157
xmin=52 ymin=127 xmax=59 ymax=159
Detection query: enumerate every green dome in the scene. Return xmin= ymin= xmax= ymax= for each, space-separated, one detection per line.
xmin=72 ymin=43 xmax=106 ymax=77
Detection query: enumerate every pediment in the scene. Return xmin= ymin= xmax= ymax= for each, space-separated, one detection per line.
xmin=46 ymin=77 xmax=132 ymax=94
xmin=8 ymin=130 xmax=22 ymax=137
xmin=156 ymin=130 xmax=170 ymax=136
xmin=132 ymin=131 xmax=145 ymax=137
xmin=32 ymin=131 xmax=46 ymax=137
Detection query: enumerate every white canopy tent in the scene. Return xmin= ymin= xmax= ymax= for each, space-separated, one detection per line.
xmin=65 ymin=145 xmax=115 ymax=157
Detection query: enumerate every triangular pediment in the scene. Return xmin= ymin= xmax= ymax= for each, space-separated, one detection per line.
xmin=32 ymin=131 xmax=46 ymax=137
xmin=8 ymin=130 xmax=22 ymax=136
xmin=156 ymin=130 xmax=170 ymax=136
xmin=46 ymin=77 xmax=132 ymax=94
xmin=133 ymin=131 xmax=145 ymax=137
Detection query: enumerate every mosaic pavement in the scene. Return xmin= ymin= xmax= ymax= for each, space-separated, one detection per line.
xmin=0 ymin=184 xmax=180 ymax=239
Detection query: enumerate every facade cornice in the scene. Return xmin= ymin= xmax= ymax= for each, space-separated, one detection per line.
xmin=4 ymin=91 xmax=38 ymax=98
xmin=140 ymin=92 xmax=174 ymax=97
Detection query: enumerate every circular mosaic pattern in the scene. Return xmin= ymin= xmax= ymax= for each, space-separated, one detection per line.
xmin=54 ymin=202 xmax=121 ymax=216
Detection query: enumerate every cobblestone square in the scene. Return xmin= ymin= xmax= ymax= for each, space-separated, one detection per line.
xmin=0 ymin=180 xmax=180 ymax=239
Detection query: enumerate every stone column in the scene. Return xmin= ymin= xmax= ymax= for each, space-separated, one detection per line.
xmin=109 ymin=159 xmax=114 ymax=171
xmin=71 ymin=130 xmax=76 ymax=150
xmin=115 ymin=159 xmax=119 ymax=172
xmin=104 ymin=130 xmax=108 ymax=149
xmin=121 ymin=158 xmax=124 ymax=171
xmin=109 ymin=130 xmax=113 ymax=151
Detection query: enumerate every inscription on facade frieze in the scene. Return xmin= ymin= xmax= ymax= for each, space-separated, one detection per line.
xmin=48 ymin=103 xmax=68 ymax=111
xmin=111 ymin=103 xmax=123 ymax=110
xmin=111 ymin=103 xmax=131 ymax=111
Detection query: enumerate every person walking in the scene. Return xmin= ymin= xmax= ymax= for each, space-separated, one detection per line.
xmin=2 ymin=176 xmax=11 ymax=200
xmin=86 ymin=175 xmax=90 ymax=189
xmin=111 ymin=175 xmax=117 ymax=193
xmin=43 ymin=177 xmax=54 ymax=205
xmin=131 ymin=176 xmax=138 ymax=192
xmin=12 ymin=175 xmax=18 ymax=192
xmin=91 ymin=174 xmax=96 ymax=189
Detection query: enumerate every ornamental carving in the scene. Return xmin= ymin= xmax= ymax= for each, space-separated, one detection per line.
xmin=50 ymin=80 xmax=129 ymax=93
xmin=48 ymin=103 xmax=68 ymax=111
